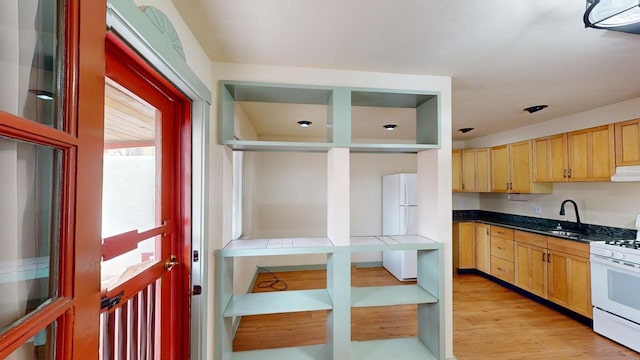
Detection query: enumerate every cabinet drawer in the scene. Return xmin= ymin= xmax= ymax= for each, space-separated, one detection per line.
xmin=514 ymin=230 xmax=547 ymax=248
xmin=491 ymin=226 xmax=514 ymax=240
xmin=491 ymin=256 xmax=515 ymax=283
xmin=491 ymin=237 xmax=514 ymax=261
xmin=547 ymin=237 xmax=589 ymax=258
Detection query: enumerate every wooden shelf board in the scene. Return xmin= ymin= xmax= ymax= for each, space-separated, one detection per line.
xmin=223 ymin=289 xmax=333 ymax=317
xmin=230 ymin=344 xmax=329 ymax=360
xmin=351 ymin=285 xmax=437 ymax=307
xmin=351 ymin=338 xmax=438 ymax=360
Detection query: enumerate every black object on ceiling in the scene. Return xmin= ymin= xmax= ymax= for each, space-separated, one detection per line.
xmin=458 ymin=127 xmax=474 ymax=134
xmin=523 ymin=105 xmax=548 ymax=113
xmin=584 ymin=0 xmax=640 ymax=35
xmin=383 ymin=124 xmax=397 ymax=131
xmin=297 ymin=120 xmax=312 ymax=127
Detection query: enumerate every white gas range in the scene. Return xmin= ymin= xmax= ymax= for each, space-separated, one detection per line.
xmin=590 ymin=237 xmax=640 ymax=353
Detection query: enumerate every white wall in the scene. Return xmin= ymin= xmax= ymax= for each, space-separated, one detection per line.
xmin=452 ymin=192 xmax=480 ymax=210
xmin=463 ymin=97 xmax=640 ymax=229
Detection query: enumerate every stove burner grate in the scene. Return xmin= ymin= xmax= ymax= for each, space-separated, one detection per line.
xmin=605 ymin=239 xmax=640 ymax=250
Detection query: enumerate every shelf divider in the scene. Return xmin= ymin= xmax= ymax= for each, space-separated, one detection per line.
xmin=223 ymin=289 xmax=332 ymax=317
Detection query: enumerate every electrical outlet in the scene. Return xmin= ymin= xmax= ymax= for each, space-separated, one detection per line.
xmin=458 ymin=199 xmax=464 ymax=209
xmin=532 ymin=205 xmax=542 ymax=214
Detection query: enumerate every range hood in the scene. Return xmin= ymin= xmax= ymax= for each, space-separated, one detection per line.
xmin=611 ymin=166 xmax=640 ymax=182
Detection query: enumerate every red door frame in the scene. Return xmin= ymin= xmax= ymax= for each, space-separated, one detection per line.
xmin=103 ymin=32 xmax=192 ymax=359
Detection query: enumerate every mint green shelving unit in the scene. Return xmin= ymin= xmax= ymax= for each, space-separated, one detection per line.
xmin=214 ymin=236 xmax=445 ymax=360
xmin=218 ymin=81 xmax=441 ymax=152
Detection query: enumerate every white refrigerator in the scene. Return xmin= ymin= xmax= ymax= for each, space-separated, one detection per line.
xmin=382 ymin=173 xmax=418 ymax=280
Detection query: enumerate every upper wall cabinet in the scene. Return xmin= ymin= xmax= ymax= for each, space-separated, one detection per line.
xmin=614 ymin=118 xmax=640 ymax=166
xmin=452 ymin=150 xmax=462 ymax=192
xmin=533 ymin=125 xmax=615 ymax=182
xmin=491 ymin=140 xmax=552 ymax=194
xmin=461 ymin=148 xmax=491 ymax=192
xmin=218 ymin=81 xmax=441 ymax=152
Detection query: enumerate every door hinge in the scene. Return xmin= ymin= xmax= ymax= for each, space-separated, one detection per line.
xmin=101 ymin=290 xmax=124 ymax=310
xmin=192 ymin=285 xmax=202 ymax=296
xmin=193 ymin=250 xmax=199 ymax=262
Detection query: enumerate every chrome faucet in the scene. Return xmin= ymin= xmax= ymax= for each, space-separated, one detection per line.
xmin=559 ymin=199 xmax=582 ymax=233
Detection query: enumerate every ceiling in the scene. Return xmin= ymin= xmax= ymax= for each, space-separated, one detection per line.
xmin=173 ymin=0 xmax=640 ymax=141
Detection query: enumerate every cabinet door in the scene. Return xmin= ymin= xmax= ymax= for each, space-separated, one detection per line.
xmin=491 ymin=145 xmax=509 ymax=192
xmin=547 ymin=250 xmax=592 ymax=318
xmin=452 ymin=150 xmax=462 ymax=192
xmin=475 ymin=223 xmax=490 ymax=273
xmin=515 ymin=242 xmax=548 ymax=299
xmin=456 ymin=222 xmax=476 ymax=269
xmin=533 ymin=134 xmax=567 ymax=182
xmin=567 ymin=125 xmax=615 ymax=181
xmin=475 ymin=149 xmax=491 ymax=192
xmin=615 ymin=118 xmax=640 ymax=166
xmin=461 ymin=150 xmax=477 ymax=192
xmin=509 ymin=140 xmax=533 ymax=193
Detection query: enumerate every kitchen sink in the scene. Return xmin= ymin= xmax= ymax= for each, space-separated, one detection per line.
xmin=548 ymin=230 xmax=582 ymax=238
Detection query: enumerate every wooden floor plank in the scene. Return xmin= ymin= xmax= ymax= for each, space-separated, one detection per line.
xmin=232 ymin=268 xmax=640 ymax=359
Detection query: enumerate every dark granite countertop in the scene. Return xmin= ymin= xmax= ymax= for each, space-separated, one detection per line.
xmin=453 ymin=210 xmax=637 ymax=244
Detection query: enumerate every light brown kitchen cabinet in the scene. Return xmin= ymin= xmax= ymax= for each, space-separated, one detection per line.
xmin=533 ymin=125 xmax=615 ymax=182
xmin=489 ymin=225 xmax=515 ymax=283
xmin=453 ymin=222 xmax=475 ymax=270
xmin=461 ymin=148 xmax=491 ymax=192
xmin=614 ymin=118 xmax=640 ymax=166
xmin=547 ymin=237 xmax=592 ymax=318
xmin=491 ymin=140 xmax=552 ymax=193
xmin=452 ymin=150 xmax=462 ymax=192
xmin=514 ymin=231 xmax=548 ymax=299
xmin=475 ymin=223 xmax=491 ymax=274
xmin=533 ymin=134 xmax=567 ymax=182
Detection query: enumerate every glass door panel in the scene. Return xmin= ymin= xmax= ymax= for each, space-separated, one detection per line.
xmin=101 ymin=79 xmax=161 ymax=287
xmin=0 ymin=0 xmax=63 ymax=129
xmin=5 ymin=321 xmax=56 ymax=360
xmin=0 ymin=136 xmax=61 ymax=332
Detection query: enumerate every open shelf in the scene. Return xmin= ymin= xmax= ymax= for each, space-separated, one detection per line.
xmin=230 ymin=344 xmax=329 ymax=360
xmin=219 ymin=81 xmax=441 ymax=153
xmin=351 ymin=338 xmax=439 ymax=360
xmin=215 ymin=238 xmax=444 ymax=360
xmin=351 ymin=285 xmax=437 ymax=308
xmin=223 ymin=289 xmax=333 ymax=317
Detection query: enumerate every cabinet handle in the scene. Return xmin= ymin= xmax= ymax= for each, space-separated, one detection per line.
xmin=497 ymin=246 xmax=506 ymax=250
xmin=542 ymin=253 xmax=546 ymax=262
xmin=547 ymin=254 xmax=551 ymax=263
xmin=497 ymin=267 xmax=506 ymax=272
xmin=568 ymin=169 xmax=572 ymax=178
xmin=486 ymin=228 xmax=489 ymax=235
xmin=563 ymin=169 xmax=567 ymax=178
xmin=462 ymin=183 xmax=465 ymax=190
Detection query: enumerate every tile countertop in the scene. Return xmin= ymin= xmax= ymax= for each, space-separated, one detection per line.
xmin=453 ymin=210 xmax=637 ymax=243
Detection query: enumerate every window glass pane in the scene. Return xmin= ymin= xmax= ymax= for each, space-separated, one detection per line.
xmin=0 ymin=136 xmax=60 ymax=332
xmin=102 ymin=80 xmax=159 ymax=239
xmin=6 ymin=321 xmax=56 ymax=360
xmin=0 ymin=0 xmax=63 ymax=129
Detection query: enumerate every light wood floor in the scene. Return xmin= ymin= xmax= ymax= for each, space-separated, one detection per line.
xmin=232 ymin=268 xmax=640 ymax=359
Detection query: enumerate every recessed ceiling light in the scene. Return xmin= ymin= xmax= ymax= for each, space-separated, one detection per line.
xmin=523 ymin=105 xmax=548 ymax=113
xmin=458 ymin=127 xmax=474 ymax=134
xmin=383 ymin=124 xmax=397 ymax=131
xmin=297 ymin=120 xmax=312 ymax=127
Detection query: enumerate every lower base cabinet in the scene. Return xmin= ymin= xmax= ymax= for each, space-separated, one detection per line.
xmin=475 ymin=223 xmax=490 ymax=273
xmin=547 ymin=248 xmax=592 ymax=318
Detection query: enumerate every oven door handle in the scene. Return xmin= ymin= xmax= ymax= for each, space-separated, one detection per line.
xmin=591 ymin=255 xmax=640 ymax=274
